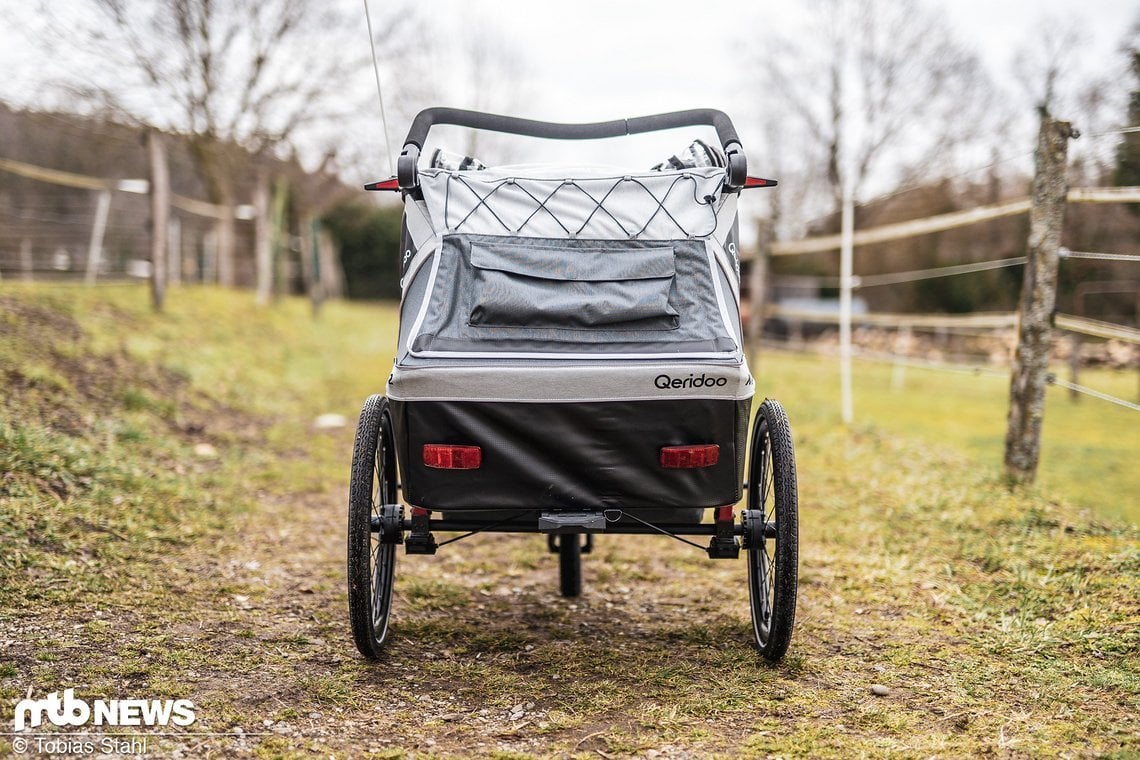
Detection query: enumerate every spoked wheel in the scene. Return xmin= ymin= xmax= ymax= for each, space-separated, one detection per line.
xmin=348 ymin=394 xmax=400 ymax=659
xmin=558 ymin=534 xmax=582 ymax=598
xmin=744 ymin=398 xmax=799 ymax=662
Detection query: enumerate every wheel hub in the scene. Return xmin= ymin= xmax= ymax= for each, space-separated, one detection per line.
xmin=741 ymin=509 xmax=766 ymax=549
xmin=379 ymin=503 xmax=404 ymax=544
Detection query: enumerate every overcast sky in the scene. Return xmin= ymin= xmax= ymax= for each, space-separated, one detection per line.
xmin=419 ymin=0 xmax=1132 ymax=119
xmin=2 ymin=0 xmax=1135 ymax=195
xmin=395 ymin=0 xmax=1136 ymax=169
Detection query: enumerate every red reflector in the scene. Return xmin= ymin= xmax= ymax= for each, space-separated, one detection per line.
xmin=744 ymin=176 xmax=779 ymax=188
xmin=715 ymin=505 xmax=734 ymax=523
xmin=423 ymin=444 xmax=482 ymax=469
xmin=364 ymin=177 xmax=401 ymax=191
xmin=659 ymin=444 xmax=720 ymax=469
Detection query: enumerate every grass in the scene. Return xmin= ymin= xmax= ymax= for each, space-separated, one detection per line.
xmin=752 ymin=349 xmax=1140 ymax=525
xmin=1 ymin=282 xmax=1137 ymax=758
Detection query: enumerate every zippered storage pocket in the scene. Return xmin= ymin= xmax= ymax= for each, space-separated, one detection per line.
xmin=468 ymin=241 xmax=679 ymax=330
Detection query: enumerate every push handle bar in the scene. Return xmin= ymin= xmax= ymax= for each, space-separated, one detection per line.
xmin=402 ymin=107 xmax=743 ymax=151
xmin=397 ymin=107 xmax=748 ymax=191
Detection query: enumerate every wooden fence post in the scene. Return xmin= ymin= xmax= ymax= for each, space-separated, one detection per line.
xmin=20 ymin=237 xmax=33 ymax=281
xmin=1003 ymin=116 xmax=1077 ymax=483
xmin=147 ymin=130 xmax=170 ymax=311
xmin=1067 ymin=333 xmax=1081 ymax=401
xmin=748 ymin=220 xmax=771 ymax=356
xmin=216 ymin=205 xmax=236 ymax=287
xmin=270 ymin=177 xmax=289 ymax=300
xmin=839 ymin=185 xmax=855 ymax=425
xmin=168 ymin=216 xmax=182 ymax=285
xmin=84 ymin=190 xmax=112 ymax=285
xmin=316 ymin=225 xmax=343 ymax=299
xmin=254 ymin=171 xmax=272 ymax=305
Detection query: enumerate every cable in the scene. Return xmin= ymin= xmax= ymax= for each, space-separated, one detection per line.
xmin=755 ymin=338 xmax=1138 ymax=411
xmin=772 ymin=262 xmax=1025 ymax=290
xmin=853 ymin=350 xmax=1011 ymax=379
xmin=855 ymin=256 xmax=1026 ymax=288
xmin=862 ymin=150 xmax=1035 ymax=208
xmin=603 ymin=510 xmax=709 ymax=552
xmin=789 ymin=149 xmax=1036 ymax=232
xmin=1046 ymin=376 xmax=1140 ymax=412
xmin=1059 ymin=249 xmax=1140 ymax=263
xmin=362 ymin=0 xmax=395 ymax=176
xmin=1088 ymin=126 xmax=1140 ymax=137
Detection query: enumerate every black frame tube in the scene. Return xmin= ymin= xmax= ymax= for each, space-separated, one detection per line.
xmin=370 ymin=517 xmax=777 ymax=538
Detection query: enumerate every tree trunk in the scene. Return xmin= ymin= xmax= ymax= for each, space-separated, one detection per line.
xmin=1003 ymin=116 xmax=1075 ymax=483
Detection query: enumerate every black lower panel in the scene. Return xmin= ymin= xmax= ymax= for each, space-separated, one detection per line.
xmin=389 ymin=398 xmax=750 ymax=511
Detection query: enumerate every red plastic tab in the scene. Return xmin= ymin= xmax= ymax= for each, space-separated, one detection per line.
xmin=715 ymin=505 xmax=735 ymax=523
xmin=659 ymin=444 xmax=720 ymax=469
xmin=743 ymin=176 xmax=778 ymax=188
xmin=364 ymin=177 xmax=401 ymax=191
xmin=423 ymin=444 xmax=482 ymax=469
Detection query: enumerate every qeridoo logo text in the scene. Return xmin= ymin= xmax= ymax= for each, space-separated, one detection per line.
xmin=13 ymin=689 xmax=196 ymax=731
xmin=654 ymin=373 xmax=728 ymax=389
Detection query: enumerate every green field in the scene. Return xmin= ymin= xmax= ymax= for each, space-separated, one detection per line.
xmin=1 ymin=284 xmax=1136 ymax=758
xmin=750 ymin=350 xmax=1139 ymax=525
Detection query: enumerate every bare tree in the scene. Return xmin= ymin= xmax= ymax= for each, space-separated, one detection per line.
xmin=1012 ymin=18 xmax=1087 ymax=118
xmin=1013 ymin=15 xmax=1128 ymax=183
xmin=25 ymin=0 xmax=416 ymax=287
xmin=462 ymin=28 xmax=529 ymax=160
xmin=410 ymin=14 xmax=530 ymax=164
xmin=1115 ymin=18 xmax=1140 ymax=188
xmin=757 ymin=0 xmax=995 ymax=221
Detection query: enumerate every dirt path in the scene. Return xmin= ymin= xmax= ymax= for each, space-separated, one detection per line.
xmin=153 ymin=422 xmax=785 ymax=757
xmin=168 ymin=423 xmax=1138 ymax=759
xmin=6 ymin=420 xmax=1137 ymax=758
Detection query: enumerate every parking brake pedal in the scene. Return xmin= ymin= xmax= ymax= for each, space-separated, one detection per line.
xmin=538 ymin=511 xmax=606 ymax=534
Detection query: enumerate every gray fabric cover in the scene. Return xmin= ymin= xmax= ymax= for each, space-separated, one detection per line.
xmin=409 ymin=234 xmax=735 ymax=355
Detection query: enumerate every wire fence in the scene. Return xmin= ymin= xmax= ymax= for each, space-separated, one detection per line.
xmin=758 ymin=166 xmax=1140 ymax=419
xmin=1059 ymin=249 xmax=1140 ymax=263
xmin=759 ymin=335 xmax=1140 ymax=411
xmin=0 ymin=155 xmax=257 ymax=285
xmin=5 ymin=147 xmax=1138 ymax=417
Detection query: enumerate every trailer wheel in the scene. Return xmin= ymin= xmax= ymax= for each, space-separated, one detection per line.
xmin=558 ymin=534 xmax=582 ymax=597
xmin=348 ymin=394 xmax=398 ymax=659
xmin=745 ymin=399 xmax=799 ymax=662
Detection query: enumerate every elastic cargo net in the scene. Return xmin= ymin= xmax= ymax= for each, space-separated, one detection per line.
xmin=419 ymin=167 xmax=727 ymax=240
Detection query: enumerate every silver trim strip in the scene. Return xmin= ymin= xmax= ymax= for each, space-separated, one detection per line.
xmin=706 ymin=241 xmax=742 ymax=354
xmin=405 ymin=249 xmax=444 ymax=356
xmin=387 ymin=361 xmax=754 ymax=402
xmin=408 ymin=350 xmax=740 ymax=361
